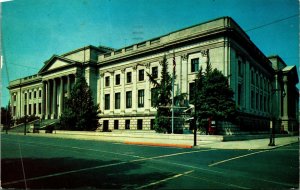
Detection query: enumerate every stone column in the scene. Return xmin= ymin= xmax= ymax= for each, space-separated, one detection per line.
xmin=67 ymin=75 xmax=71 ymax=98
xmin=282 ymin=76 xmax=289 ymax=132
xmin=52 ymin=78 xmax=57 ymax=119
xmin=47 ymin=80 xmax=51 ymax=119
xmin=145 ymin=63 xmax=150 ymax=112
xmin=60 ymin=77 xmax=64 ymax=115
xmin=132 ymin=66 xmax=137 ymax=113
xmin=181 ymin=54 xmax=188 ymax=94
xmin=42 ymin=82 xmax=46 ymax=119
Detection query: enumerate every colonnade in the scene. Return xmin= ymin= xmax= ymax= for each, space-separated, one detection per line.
xmin=42 ymin=74 xmax=75 ymax=119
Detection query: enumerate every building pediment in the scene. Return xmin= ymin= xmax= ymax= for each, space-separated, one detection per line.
xmin=38 ymin=55 xmax=79 ymax=74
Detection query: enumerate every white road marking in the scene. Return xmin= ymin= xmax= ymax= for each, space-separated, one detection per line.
xmin=18 ymin=144 xmax=28 ymax=190
xmin=135 ymin=170 xmax=194 ymax=189
xmin=3 ymin=139 xmax=217 ymax=186
xmin=209 ymin=150 xmax=270 ymax=167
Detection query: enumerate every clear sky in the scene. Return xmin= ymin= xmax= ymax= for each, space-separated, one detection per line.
xmin=1 ymin=0 xmax=299 ymax=107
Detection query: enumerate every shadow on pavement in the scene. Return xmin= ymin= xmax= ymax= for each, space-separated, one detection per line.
xmin=2 ymin=157 xmax=171 ymax=189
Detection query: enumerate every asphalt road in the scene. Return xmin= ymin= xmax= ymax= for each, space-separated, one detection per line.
xmin=1 ymin=134 xmax=299 ymax=189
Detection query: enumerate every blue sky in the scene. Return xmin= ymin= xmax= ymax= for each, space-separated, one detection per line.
xmin=1 ymin=0 xmax=299 ymax=106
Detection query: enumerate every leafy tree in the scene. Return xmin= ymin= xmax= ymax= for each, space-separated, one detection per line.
xmin=60 ymin=76 xmax=100 ymax=131
xmin=192 ymin=58 xmax=236 ymax=132
xmin=1 ymin=101 xmax=13 ymax=133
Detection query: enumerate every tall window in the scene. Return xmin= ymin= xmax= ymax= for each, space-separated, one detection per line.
xmin=29 ymin=92 xmax=32 ymax=99
xmin=24 ymin=105 xmax=27 ymax=115
xmin=191 ymin=58 xmax=199 ymax=72
xmin=29 ymin=104 xmax=31 ymax=115
xmin=251 ymin=90 xmax=254 ymax=109
xmin=152 ymin=67 xmax=158 ymax=78
xmin=33 ymin=103 xmax=36 ymax=115
xmin=24 ymin=93 xmax=27 ymax=100
xmin=13 ymin=94 xmax=16 ymax=101
xmin=138 ymin=89 xmax=144 ymax=108
xmin=115 ymin=92 xmax=120 ymax=109
xmin=34 ymin=91 xmax=36 ymax=99
xmin=189 ymin=83 xmax=195 ymax=103
xmin=256 ymin=92 xmax=259 ymax=110
xmin=126 ymin=91 xmax=132 ymax=108
xmin=114 ymin=120 xmax=119 ymax=130
xmin=138 ymin=69 xmax=144 ymax=81
xmin=39 ymin=90 xmax=42 ymax=98
xmin=137 ymin=119 xmax=143 ymax=130
xmin=105 ymin=76 xmax=110 ymax=87
xmin=151 ymin=88 xmax=158 ymax=107
xmin=150 ymin=119 xmax=155 ymax=130
xmin=105 ymin=94 xmax=110 ymax=110
xmin=251 ymin=70 xmax=254 ymax=84
xmin=127 ymin=72 xmax=132 ymax=83
xmin=103 ymin=120 xmax=109 ymax=131
xmin=115 ymin=74 xmax=120 ymax=85
xmin=125 ymin=120 xmax=130 ymax=130
xmin=238 ymin=84 xmax=242 ymax=106
xmin=38 ymin=103 xmax=42 ymax=114
xmin=238 ymin=60 xmax=242 ymax=77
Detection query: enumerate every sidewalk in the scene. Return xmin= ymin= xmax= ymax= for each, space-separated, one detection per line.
xmin=4 ymin=130 xmax=299 ymax=150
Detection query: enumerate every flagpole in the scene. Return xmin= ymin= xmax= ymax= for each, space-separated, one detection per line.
xmin=171 ymin=51 xmax=175 ymax=134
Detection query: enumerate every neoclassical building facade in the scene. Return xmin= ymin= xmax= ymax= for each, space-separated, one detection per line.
xmin=8 ymin=17 xmax=299 ymax=133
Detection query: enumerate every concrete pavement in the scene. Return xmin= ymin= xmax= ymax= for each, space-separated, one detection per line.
xmin=4 ymin=130 xmax=299 ymax=150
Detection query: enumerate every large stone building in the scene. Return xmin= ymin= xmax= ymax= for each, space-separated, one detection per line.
xmin=8 ymin=17 xmax=299 ymax=133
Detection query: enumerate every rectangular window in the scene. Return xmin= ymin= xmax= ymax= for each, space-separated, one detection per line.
xmin=189 ymin=83 xmax=195 ymax=103
xmin=38 ymin=103 xmax=42 ymax=114
xmin=150 ymin=119 xmax=155 ymax=130
xmin=151 ymin=88 xmax=158 ymax=107
xmin=251 ymin=91 xmax=254 ymax=109
xmin=256 ymin=92 xmax=259 ymax=110
xmin=260 ymin=94 xmax=263 ymax=111
xmin=13 ymin=106 xmax=16 ymax=116
xmin=29 ymin=104 xmax=31 ymax=115
xmin=103 ymin=120 xmax=109 ymax=131
xmin=39 ymin=90 xmax=42 ymax=98
xmin=138 ymin=89 xmax=144 ymax=108
xmin=13 ymin=94 xmax=16 ymax=101
xmin=34 ymin=91 xmax=36 ymax=99
xmin=29 ymin=92 xmax=32 ymax=99
xmin=191 ymin=58 xmax=199 ymax=72
xmin=105 ymin=76 xmax=110 ymax=87
xmin=115 ymin=92 xmax=121 ymax=109
xmin=33 ymin=103 xmax=36 ymax=115
xmin=115 ymin=74 xmax=120 ymax=85
xmin=238 ymin=60 xmax=242 ymax=77
xmin=127 ymin=72 xmax=132 ymax=83
xmin=238 ymin=84 xmax=242 ymax=106
xmin=24 ymin=93 xmax=27 ymax=100
xmin=126 ymin=91 xmax=132 ymax=108
xmin=137 ymin=119 xmax=143 ymax=130
xmin=251 ymin=71 xmax=254 ymax=84
xmin=24 ymin=105 xmax=27 ymax=115
xmin=138 ymin=69 xmax=144 ymax=81
xmin=152 ymin=67 xmax=158 ymax=78
xmin=114 ymin=120 xmax=119 ymax=130
xmin=105 ymin=94 xmax=110 ymax=110
xmin=125 ymin=120 xmax=130 ymax=130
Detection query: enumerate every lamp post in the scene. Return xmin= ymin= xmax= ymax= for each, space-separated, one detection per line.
xmin=269 ymin=89 xmax=286 ymax=146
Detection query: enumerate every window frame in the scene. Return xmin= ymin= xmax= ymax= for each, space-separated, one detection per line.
xmin=138 ymin=89 xmax=144 ymax=108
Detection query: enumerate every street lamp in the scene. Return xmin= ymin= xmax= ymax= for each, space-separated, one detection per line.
xmin=269 ymin=89 xmax=286 ymax=146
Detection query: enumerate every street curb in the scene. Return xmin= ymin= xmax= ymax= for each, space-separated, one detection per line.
xmin=124 ymin=141 xmax=193 ymax=149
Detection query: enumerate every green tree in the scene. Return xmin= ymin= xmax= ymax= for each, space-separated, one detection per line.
xmin=193 ymin=60 xmax=236 ymax=132
xmin=147 ymin=55 xmax=172 ymax=133
xmin=60 ymin=76 xmax=100 ymax=131
xmin=1 ymin=101 xmax=13 ymax=133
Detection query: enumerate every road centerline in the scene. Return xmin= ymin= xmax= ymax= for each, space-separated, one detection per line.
xmin=209 ymin=149 xmax=270 ymax=167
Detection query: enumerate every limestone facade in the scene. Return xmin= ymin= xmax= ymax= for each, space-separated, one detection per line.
xmin=8 ymin=17 xmax=299 ymax=133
